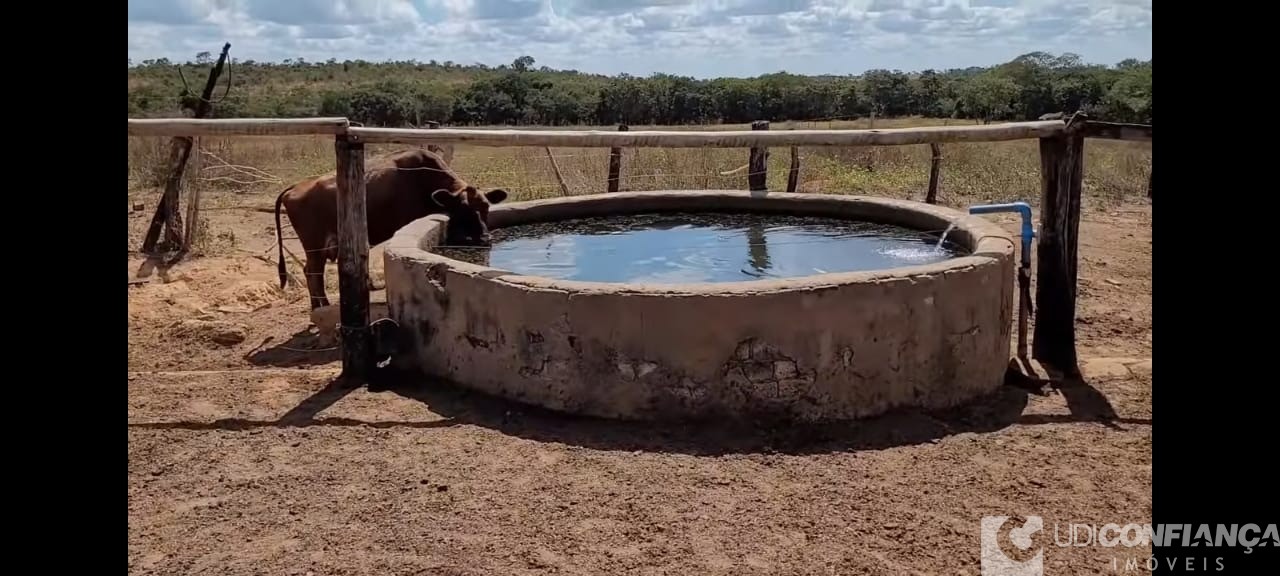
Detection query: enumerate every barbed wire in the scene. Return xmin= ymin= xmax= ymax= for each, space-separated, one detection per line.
xmin=130 ymin=149 xmax=848 ymax=191
xmin=128 ymin=141 xmax=1073 ymax=264
xmin=133 ymin=155 xmax=1003 ymax=230
xmin=272 ymin=344 xmax=339 ymax=353
xmin=131 ymin=143 xmax=946 ymax=178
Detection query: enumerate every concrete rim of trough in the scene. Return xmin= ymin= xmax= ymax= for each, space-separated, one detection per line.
xmin=384 ymin=190 xmax=1014 ymax=295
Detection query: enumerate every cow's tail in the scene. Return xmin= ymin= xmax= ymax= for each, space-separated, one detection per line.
xmin=274 ymin=185 xmax=295 ymax=290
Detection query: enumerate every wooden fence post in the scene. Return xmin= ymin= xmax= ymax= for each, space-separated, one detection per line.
xmin=141 ymin=42 xmax=231 ymax=255
xmin=144 ymin=143 xmax=193 ymax=252
xmin=1033 ymin=121 xmax=1086 ymax=376
xmin=545 ymin=147 xmax=570 ymax=196
xmin=786 ymin=144 xmax=800 ymax=193
xmin=925 ymin=143 xmax=942 ymax=204
xmin=607 ymin=124 xmax=628 ymax=192
xmin=426 ymin=121 xmax=454 ymax=164
xmin=749 ymin=120 xmax=769 ymax=192
xmin=182 ymin=151 xmax=204 ymax=251
xmin=335 ymin=134 xmax=372 ymax=381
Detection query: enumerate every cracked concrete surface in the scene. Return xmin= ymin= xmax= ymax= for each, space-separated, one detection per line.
xmin=722 ymin=338 xmax=817 ymax=410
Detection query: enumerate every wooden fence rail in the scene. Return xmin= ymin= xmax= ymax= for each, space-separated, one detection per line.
xmin=127 ymin=117 xmax=351 ymax=137
xmin=126 ymin=117 xmax=1151 ymax=145
xmin=127 ymin=115 xmax=1151 ymax=381
xmin=344 ymin=121 xmax=1071 ymax=147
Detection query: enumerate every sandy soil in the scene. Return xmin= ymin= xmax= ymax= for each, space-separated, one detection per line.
xmin=128 ymin=199 xmax=1152 ymax=575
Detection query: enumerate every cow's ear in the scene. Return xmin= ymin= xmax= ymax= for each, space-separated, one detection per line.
xmin=431 ymin=189 xmax=458 ymax=207
xmin=485 ymin=188 xmax=508 ymax=204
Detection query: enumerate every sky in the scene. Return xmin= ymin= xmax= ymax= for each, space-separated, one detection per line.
xmin=127 ymin=0 xmax=1152 ymax=78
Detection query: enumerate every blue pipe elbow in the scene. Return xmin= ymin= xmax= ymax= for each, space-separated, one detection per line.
xmin=967 ymin=202 xmax=1034 ymax=267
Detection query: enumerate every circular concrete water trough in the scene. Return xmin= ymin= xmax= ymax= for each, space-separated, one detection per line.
xmin=383 ymin=190 xmax=1015 ymax=422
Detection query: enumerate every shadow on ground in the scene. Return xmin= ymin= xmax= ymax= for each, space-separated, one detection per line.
xmin=129 ymin=364 xmax=1150 ymax=456
xmin=243 ymin=329 xmax=341 ymax=368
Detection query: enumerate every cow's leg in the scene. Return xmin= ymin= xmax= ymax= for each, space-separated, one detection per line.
xmin=318 ymin=233 xmax=383 ymax=295
xmin=304 ymin=256 xmax=329 ymax=309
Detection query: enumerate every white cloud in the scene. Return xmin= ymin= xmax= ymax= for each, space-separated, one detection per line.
xmin=464 ymin=0 xmax=544 ymax=20
xmin=867 ymin=0 xmax=905 ymax=12
xmin=127 ymin=0 xmax=1151 ymax=76
xmin=246 ymin=0 xmax=421 ymax=24
xmin=571 ymin=0 xmax=693 ymax=16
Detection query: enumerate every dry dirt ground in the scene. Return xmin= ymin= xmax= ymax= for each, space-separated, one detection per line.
xmin=128 ymin=198 xmax=1152 ymax=575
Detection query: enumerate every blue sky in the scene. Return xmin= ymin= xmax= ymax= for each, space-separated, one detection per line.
xmin=127 ymin=1 xmax=1152 ymax=78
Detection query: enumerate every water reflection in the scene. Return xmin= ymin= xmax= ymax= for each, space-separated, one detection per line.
xmin=433 ymin=212 xmax=966 ymax=283
xmin=744 ymin=222 xmax=772 ymax=278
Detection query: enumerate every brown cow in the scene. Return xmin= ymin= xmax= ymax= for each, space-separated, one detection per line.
xmin=273 ymin=147 xmax=507 ymax=309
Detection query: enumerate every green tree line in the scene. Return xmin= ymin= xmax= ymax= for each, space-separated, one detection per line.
xmin=128 ymin=52 xmax=1151 ymax=126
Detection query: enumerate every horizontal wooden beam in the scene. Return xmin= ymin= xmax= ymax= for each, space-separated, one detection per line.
xmin=348 ymin=121 xmax=1067 ymax=148
xmin=1080 ymin=121 xmax=1151 ymax=142
xmin=127 ymin=117 xmax=350 ymax=137
xmin=125 ymin=117 xmax=1151 ymax=146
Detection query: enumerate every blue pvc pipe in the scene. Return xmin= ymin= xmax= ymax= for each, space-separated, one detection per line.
xmin=968 ymin=202 xmax=1034 ymax=267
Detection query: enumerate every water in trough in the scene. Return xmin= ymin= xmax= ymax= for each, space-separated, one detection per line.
xmin=435 ymin=212 xmax=967 ymax=283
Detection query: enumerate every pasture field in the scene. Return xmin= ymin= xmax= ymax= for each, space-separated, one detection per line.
xmin=128 ymin=118 xmax=1152 ymax=575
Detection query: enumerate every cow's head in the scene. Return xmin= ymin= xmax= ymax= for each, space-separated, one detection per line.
xmin=431 ymin=186 xmax=508 ymax=245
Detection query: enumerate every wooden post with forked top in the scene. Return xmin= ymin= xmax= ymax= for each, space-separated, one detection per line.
xmin=1033 ymin=114 xmax=1087 ymax=376
xmin=141 ymin=42 xmax=231 ymax=256
xmin=335 ymin=133 xmax=372 ymax=381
